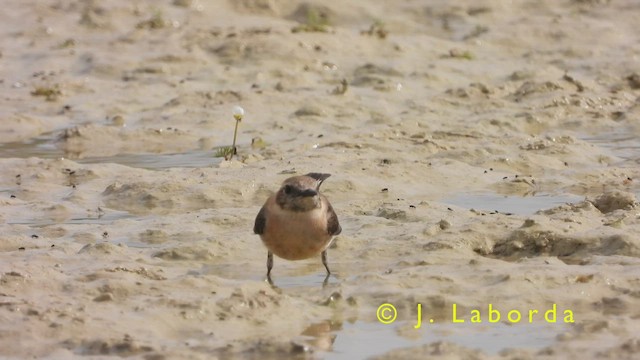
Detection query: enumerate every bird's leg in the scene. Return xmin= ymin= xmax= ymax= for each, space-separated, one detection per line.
xmin=265 ymin=251 xmax=274 ymax=285
xmin=321 ymin=250 xmax=330 ymax=275
xmin=267 ymin=251 xmax=273 ymax=276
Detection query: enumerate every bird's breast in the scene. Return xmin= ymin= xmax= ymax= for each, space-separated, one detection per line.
xmin=261 ymin=203 xmax=333 ymax=260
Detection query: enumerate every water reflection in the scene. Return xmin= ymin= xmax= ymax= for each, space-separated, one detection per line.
xmin=299 ymin=320 xmax=341 ymax=352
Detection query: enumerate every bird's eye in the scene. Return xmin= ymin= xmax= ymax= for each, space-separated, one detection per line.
xmin=283 ymin=185 xmax=292 ymax=194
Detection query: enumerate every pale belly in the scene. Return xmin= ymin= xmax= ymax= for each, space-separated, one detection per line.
xmin=261 ymin=206 xmax=333 ymax=260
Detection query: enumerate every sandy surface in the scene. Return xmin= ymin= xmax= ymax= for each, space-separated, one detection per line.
xmin=1 ymin=0 xmax=640 ymax=359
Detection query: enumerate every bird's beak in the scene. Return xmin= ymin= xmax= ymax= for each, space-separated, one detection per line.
xmin=299 ymin=189 xmax=318 ymax=197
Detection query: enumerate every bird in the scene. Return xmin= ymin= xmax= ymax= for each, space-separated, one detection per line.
xmin=254 ymin=173 xmax=341 ymax=282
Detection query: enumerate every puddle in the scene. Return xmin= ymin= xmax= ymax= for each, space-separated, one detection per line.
xmin=201 ymin=263 xmax=564 ymax=357
xmin=0 ymin=135 xmax=224 ymax=169
xmin=7 ymin=210 xmax=134 ymax=226
xmin=583 ymin=131 xmax=640 ymax=166
xmin=0 ymin=136 xmax=60 ymax=158
xmin=324 ymin=321 xmax=563 ymax=358
xmin=202 ymin=262 xmax=335 ymax=288
xmin=268 ymin=273 xmax=332 ymax=288
xmin=445 ymin=130 xmax=640 ymax=212
xmin=71 ymin=151 xmax=223 ymax=169
xmin=444 ymin=192 xmax=584 ymax=216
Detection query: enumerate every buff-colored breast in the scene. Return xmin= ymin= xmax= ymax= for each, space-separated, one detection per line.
xmin=260 ymin=195 xmax=334 ymax=260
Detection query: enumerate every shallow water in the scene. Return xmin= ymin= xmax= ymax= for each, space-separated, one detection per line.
xmin=202 ymin=258 xmax=567 ymax=357
xmin=0 ymin=135 xmax=59 ymax=158
xmin=205 ymin=261 xmax=565 ymax=357
xmin=443 ymin=192 xmax=584 ymax=216
xmin=2 ymin=130 xmax=637 ymax=172
xmin=325 ymin=321 xmax=563 ymax=358
xmin=203 ymin=262 xmax=341 ymax=288
xmin=583 ymin=131 xmax=640 ymax=166
xmin=74 ymin=150 xmax=223 ymax=169
xmin=7 ymin=210 xmax=134 ymax=227
xmin=0 ymin=135 xmax=223 ymax=169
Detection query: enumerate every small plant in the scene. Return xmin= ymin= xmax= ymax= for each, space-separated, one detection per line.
xmin=216 ymin=106 xmax=244 ymax=160
xmin=251 ymin=137 xmax=267 ymax=149
xmin=136 ymin=10 xmax=166 ymax=30
xmin=55 ymin=38 xmax=76 ymax=49
xmin=291 ymin=8 xmax=330 ymax=33
xmin=448 ymin=49 xmax=474 ymax=60
xmin=214 ymin=146 xmax=233 ymax=159
xmin=31 ymin=85 xmax=62 ymax=101
xmin=331 ymin=79 xmax=348 ymax=95
xmin=361 ymin=20 xmax=388 ymax=39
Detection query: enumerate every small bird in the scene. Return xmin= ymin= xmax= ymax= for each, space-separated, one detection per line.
xmin=254 ymin=173 xmax=341 ymax=280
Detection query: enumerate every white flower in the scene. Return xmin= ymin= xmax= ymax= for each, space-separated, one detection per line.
xmin=232 ymin=106 xmax=245 ymax=121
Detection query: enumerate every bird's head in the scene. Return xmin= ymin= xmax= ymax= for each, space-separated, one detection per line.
xmin=275 ymin=173 xmax=331 ymax=212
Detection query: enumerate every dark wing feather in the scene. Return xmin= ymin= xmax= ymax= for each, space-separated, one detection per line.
xmin=254 ymin=206 xmax=267 ymax=234
xmin=326 ymin=202 xmax=342 ymax=236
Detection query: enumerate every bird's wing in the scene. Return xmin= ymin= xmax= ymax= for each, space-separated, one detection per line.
xmin=326 ymin=202 xmax=342 ymax=236
xmin=254 ymin=206 xmax=267 ymax=234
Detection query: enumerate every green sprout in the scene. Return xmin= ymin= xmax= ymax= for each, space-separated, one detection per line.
xmin=214 ymin=146 xmax=233 ymax=159
xmin=448 ymin=49 xmax=474 ymax=60
xmin=291 ymin=8 xmax=330 ymax=33
xmin=361 ymin=20 xmax=388 ymax=39
xmin=55 ymin=38 xmax=76 ymax=49
xmin=136 ymin=10 xmax=166 ymax=30
xmin=31 ymin=85 xmax=62 ymax=101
